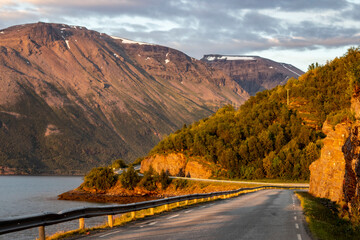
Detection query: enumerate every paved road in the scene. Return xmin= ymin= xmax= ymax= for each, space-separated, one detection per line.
xmin=170 ymin=176 xmax=309 ymax=188
xmin=85 ymin=189 xmax=311 ymax=240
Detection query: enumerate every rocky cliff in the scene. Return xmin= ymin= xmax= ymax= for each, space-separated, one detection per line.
xmin=201 ymin=55 xmax=304 ymax=96
xmin=140 ymin=153 xmax=212 ymax=179
xmin=309 ymin=121 xmax=350 ymax=202
xmin=310 ymin=96 xmax=360 ymax=209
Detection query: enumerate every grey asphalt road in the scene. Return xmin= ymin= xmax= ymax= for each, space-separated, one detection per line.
xmin=85 ymin=189 xmax=311 ymax=240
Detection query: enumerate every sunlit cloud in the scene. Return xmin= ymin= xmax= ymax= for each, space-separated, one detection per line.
xmin=0 ymin=0 xmax=359 ymax=71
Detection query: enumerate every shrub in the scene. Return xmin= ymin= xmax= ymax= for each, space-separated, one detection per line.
xmin=159 ymin=169 xmax=171 ymax=190
xmin=111 ymin=159 xmax=127 ymax=169
xmin=83 ymin=167 xmax=117 ymax=190
xmin=120 ymin=165 xmax=140 ymax=190
xmin=173 ymin=179 xmax=188 ymax=190
xmin=138 ymin=166 xmax=158 ymax=191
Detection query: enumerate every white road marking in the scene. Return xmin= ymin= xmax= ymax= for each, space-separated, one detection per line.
xmin=167 ymin=214 xmax=179 ymax=219
xmin=100 ymin=230 xmax=120 ymax=238
xmin=295 ymin=223 xmax=299 ymax=229
xmin=294 ymin=216 xmax=297 ymax=220
xmin=185 ymin=210 xmax=193 ymax=213
xmin=297 ymin=234 xmax=302 ymax=240
xmin=149 ymin=221 xmax=157 ymax=225
xmin=201 ymin=206 xmax=207 ymax=208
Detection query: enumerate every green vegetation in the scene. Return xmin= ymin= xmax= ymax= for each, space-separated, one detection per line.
xmin=150 ymin=47 xmax=360 ymax=180
xmin=111 ymin=159 xmax=128 ymax=169
xmin=296 ymin=192 xmax=360 ymax=240
xmin=120 ymin=165 xmax=140 ymax=190
xmin=83 ymin=167 xmax=118 ymax=191
xmin=120 ymin=166 xmax=171 ymax=191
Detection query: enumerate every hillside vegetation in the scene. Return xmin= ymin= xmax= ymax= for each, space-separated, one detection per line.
xmin=149 ymin=47 xmax=360 ymax=180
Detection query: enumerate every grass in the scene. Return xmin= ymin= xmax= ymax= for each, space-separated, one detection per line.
xmin=296 ymin=192 xmax=360 ymax=240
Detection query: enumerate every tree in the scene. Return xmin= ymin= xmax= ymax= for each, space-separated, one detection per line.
xmin=84 ymin=167 xmax=117 ymax=191
xmin=120 ymin=165 xmax=140 ymax=190
xmin=139 ymin=166 xmax=159 ymax=191
xmin=111 ymin=159 xmax=127 ymax=169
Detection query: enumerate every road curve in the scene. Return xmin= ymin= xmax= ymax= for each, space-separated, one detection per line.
xmin=170 ymin=176 xmax=309 ymax=188
xmin=86 ymin=189 xmax=311 ymax=240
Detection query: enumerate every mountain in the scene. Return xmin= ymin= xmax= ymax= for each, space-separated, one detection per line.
xmin=201 ymin=55 xmax=304 ymax=96
xmin=145 ymin=48 xmax=359 ymax=180
xmin=0 ymin=22 xmax=249 ymax=174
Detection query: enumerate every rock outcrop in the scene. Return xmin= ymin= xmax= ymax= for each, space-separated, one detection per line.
xmin=310 ymin=96 xmax=360 ymax=207
xmin=309 ymin=121 xmax=350 ymax=202
xmin=140 ymin=153 xmax=212 ymax=179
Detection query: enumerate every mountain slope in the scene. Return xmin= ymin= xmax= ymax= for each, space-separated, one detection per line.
xmin=201 ymin=55 xmax=304 ymax=96
xmin=0 ymin=22 xmax=249 ymax=174
xmin=147 ymin=48 xmax=359 ymax=180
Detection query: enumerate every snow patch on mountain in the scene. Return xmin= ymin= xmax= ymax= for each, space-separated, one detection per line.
xmin=111 ymin=36 xmax=154 ymax=46
xmin=205 ymin=55 xmax=256 ymax=61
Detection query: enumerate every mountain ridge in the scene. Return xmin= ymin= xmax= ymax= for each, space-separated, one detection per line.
xmin=201 ymin=54 xmax=304 ymax=96
xmin=0 ymin=22 xmax=302 ymax=174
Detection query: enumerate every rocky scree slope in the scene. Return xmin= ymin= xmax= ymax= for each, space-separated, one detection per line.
xmin=0 ymin=22 xmax=249 ymax=174
xmin=201 ymin=55 xmax=304 ymax=96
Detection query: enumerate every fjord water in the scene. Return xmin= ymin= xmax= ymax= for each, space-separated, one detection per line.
xmin=0 ymin=176 xmax=109 ymax=240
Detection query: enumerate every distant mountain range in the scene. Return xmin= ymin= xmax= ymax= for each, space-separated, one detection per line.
xmin=201 ymin=54 xmax=304 ymax=96
xmin=0 ymin=22 xmax=302 ymax=174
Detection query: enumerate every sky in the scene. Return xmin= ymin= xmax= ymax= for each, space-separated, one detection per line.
xmin=1 ymin=0 xmax=360 ymax=71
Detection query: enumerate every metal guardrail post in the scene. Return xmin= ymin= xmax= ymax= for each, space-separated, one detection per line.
xmin=79 ymin=218 xmax=85 ymax=230
xmin=39 ymin=226 xmax=45 ymax=240
xmin=149 ymin=207 xmax=154 ymax=215
xmin=108 ymin=215 xmax=113 ymax=228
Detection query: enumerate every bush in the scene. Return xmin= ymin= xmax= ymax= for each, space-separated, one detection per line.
xmin=173 ymin=179 xmax=188 ymax=190
xmin=83 ymin=167 xmax=117 ymax=190
xmin=111 ymin=159 xmax=127 ymax=169
xmin=120 ymin=165 xmax=140 ymax=190
xmin=138 ymin=166 xmax=158 ymax=191
xmin=159 ymin=169 xmax=171 ymax=190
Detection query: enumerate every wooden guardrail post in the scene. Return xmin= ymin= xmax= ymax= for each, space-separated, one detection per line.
xmin=79 ymin=218 xmax=85 ymax=230
xmin=108 ymin=215 xmax=113 ymax=228
xmin=177 ymin=201 xmax=180 ymax=207
xmin=185 ymin=200 xmax=189 ymax=205
xmin=39 ymin=226 xmax=45 ymax=240
xmin=164 ymin=204 xmax=169 ymax=211
xmin=131 ymin=211 xmax=136 ymax=219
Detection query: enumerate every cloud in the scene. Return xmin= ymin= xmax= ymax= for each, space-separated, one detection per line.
xmin=0 ymin=0 xmax=359 ymax=68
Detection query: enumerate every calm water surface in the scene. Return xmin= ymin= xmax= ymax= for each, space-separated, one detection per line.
xmin=0 ymin=176 xmax=110 ymax=240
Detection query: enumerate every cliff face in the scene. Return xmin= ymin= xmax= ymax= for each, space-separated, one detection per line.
xmin=309 ymin=96 xmax=360 ymax=207
xmin=140 ymin=153 xmax=212 ymax=179
xmin=309 ymin=122 xmax=350 ymax=202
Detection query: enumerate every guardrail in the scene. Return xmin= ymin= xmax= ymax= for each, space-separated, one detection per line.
xmin=0 ymin=185 xmax=307 ymax=240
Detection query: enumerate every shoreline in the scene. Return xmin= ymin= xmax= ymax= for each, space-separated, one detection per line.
xmin=58 ymin=190 xmax=163 ymax=204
